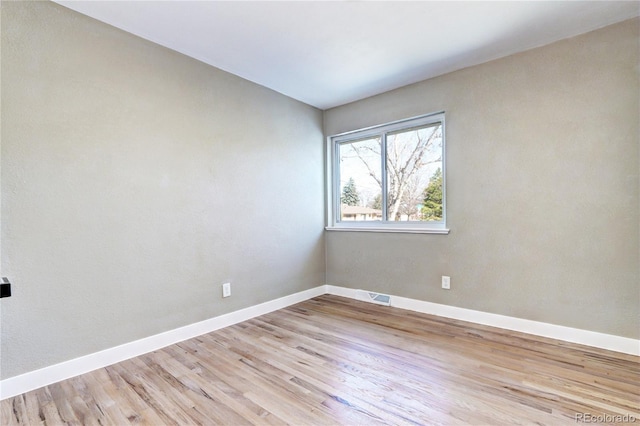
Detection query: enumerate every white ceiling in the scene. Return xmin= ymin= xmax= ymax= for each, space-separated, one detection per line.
xmin=55 ymin=1 xmax=639 ymax=110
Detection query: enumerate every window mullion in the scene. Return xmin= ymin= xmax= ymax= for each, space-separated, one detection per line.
xmin=381 ymin=133 xmax=388 ymax=222
xmin=334 ymin=141 xmax=341 ymax=223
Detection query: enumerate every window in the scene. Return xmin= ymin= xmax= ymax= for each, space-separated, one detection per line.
xmin=327 ymin=112 xmax=448 ymax=233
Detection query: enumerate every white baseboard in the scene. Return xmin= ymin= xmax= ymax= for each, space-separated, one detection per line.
xmin=0 ymin=285 xmax=327 ymax=400
xmin=326 ymin=285 xmax=640 ymax=356
xmin=2 ymin=284 xmax=637 ymax=400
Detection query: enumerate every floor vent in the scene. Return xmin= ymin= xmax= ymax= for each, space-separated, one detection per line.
xmin=355 ymin=290 xmax=391 ymax=306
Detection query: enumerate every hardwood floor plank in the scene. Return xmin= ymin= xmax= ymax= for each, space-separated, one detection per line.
xmin=2 ymin=295 xmax=638 ymax=425
xmin=177 ymin=338 xmax=336 ymax=425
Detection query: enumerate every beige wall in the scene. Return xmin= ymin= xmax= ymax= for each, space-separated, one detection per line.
xmin=1 ymin=2 xmax=325 ymax=379
xmin=324 ymin=18 xmax=639 ymax=339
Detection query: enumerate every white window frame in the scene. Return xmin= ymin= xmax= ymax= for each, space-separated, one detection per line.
xmin=326 ymin=112 xmax=449 ymax=234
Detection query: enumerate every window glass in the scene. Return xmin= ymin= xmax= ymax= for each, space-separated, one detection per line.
xmin=338 ymin=137 xmax=382 ymax=222
xmin=386 ymin=123 xmax=443 ymax=222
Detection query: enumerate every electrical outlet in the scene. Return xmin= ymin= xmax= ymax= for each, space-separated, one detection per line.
xmin=222 ymin=282 xmax=231 ymax=298
xmin=441 ymin=276 xmax=451 ymax=290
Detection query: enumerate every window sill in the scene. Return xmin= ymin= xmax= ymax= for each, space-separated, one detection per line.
xmin=325 ymin=226 xmax=450 ymax=235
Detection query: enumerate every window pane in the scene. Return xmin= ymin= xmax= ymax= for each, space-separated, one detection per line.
xmin=338 ymin=137 xmax=383 ymax=221
xmin=386 ymin=123 xmax=443 ymax=222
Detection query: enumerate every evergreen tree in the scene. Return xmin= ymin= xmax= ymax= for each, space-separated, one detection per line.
xmin=341 ymin=177 xmax=360 ymax=206
xmin=421 ymin=168 xmax=443 ymax=220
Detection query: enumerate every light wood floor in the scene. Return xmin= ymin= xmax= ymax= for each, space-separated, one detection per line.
xmin=2 ymin=295 xmax=639 ymax=425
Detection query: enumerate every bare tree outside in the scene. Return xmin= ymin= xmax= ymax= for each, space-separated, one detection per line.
xmin=348 ymin=124 xmax=442 ymax=221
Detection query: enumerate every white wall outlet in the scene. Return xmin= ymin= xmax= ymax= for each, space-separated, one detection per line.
xmin=222 ymin=282 xmax=231 ymax=298
xmin=442 ymin=276 xmax=451 ymax=290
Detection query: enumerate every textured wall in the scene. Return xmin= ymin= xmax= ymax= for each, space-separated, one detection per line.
xmin=1 ymin=2 xmax=325 ymax=379
xmin=324 ymin=18 xmax=639 ymax=339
